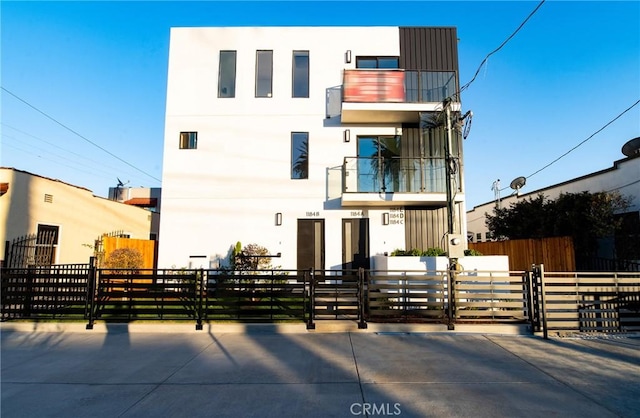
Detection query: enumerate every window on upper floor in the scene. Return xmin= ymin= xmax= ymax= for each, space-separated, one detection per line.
xmin=356 ymin=56 xmax=399 ymax=69
xmin=256 ymin=50 xmax=273 ymax=98
xmin=292 ymin=51 xmax=309 ymax=98
xmin=179 ymin=132 xmax=197 ymax=149
xmin=291 ymin=132 xmax=309 ymax=179
xmin=218 ymin=51 xmax=237 ymax=98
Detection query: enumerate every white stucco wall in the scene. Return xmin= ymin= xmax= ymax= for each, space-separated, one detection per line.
xmin=0 ymin=168 xmax=152 ymax=264
xmin=159 ymin=27 xmax=465 ymax=269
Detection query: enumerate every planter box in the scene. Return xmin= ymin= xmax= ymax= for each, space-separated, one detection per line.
xmin=371 ymin=255 xmax=509 ymax=274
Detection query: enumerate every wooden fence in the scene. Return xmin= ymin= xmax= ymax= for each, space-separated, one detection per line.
xmin=102 ymin=236 xmax=157 ymax=270
xmin=469 ymin=236 xmax=575 ymax=271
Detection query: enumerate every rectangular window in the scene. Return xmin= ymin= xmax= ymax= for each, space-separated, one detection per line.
xmin=218 ymin=50 xmax=237 ymax=98
xmin=291 ymin=132 xmax=309 ymax=179
xmin=255 ymin=50 xmax=273 ymax=98
xmin=356 ymin=56 xmax=399 ymax=69
xmin=179 ymin=132 xmax=197 ymax=149
xmin=36 ymin=224 xmax=59 ymax=266
xmin=292 ymin=51 xmax=309 ymax=98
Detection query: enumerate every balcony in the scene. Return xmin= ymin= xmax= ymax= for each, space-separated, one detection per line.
xmin=340 ymin=69 xmax=460 ymax=123
xmin=341 ymin=156 xmax=462 ymax=207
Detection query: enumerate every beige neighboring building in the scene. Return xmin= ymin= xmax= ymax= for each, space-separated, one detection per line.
xmin=0 ymin=167 xmax=153 ymax=266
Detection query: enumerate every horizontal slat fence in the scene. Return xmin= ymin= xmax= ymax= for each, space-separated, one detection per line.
xmin=92 ymin=269 xmax=199 ymax=322
xmin=454 ymin=271 xmax=528 ymax=322
xmin=205 ymin=270 xmax=306 ymax=321
xmin=366 ymin=270 xmax=446 ymax=322
xmin=312 ymin=271 xmax=360 ymax=320
xmin=541 ymin=271 xmax=640 ymax=334
xmin=3 ymin=262 xmax=638 ymax=336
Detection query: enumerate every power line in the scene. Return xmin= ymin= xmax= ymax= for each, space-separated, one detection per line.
xmin=525 ymin=99 xmax=640 ymax=180
xmin=1 ymin=123 xmax=149 ymax=184
xmin=458 ymin=0 xmax=546 ymax=95
xmin=1 ymin=86 xmax=161 ymax=183
xmin=498 ymin=99 xmax=640 ymax=191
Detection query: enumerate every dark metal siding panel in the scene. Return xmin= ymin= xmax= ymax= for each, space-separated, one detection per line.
xmin=405 ymin=204 xmax=464 ymax=250
xmin=399 ymin=27 xmax=459 ymax=72
xmin=400 ymin=126 xmax=421 ymax=159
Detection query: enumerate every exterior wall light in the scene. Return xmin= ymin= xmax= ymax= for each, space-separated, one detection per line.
xmin=344 ymin=129 xmax=350 ymax=143
xmin=275 ymin=212 xmax=282 ymax=226
xmin=382 ymin=212 xmax=390 ymax=225
xmin=346 ymin=50 xmax=352 ymax=63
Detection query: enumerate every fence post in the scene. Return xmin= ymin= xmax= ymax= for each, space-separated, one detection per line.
xmin=86 ymin=257 xmax=97 ymax=330
xmin=358 ymin=268 xmax=367 ymax=329
xmin=196 ymin=268 xmax=204 ymax=330
xmin=307 ymin=268 xmax=315 ymax=330
xmin=523 ymin=270 xmax=537 ymax=333
xmin=3 ymin=240 xmax=9 ymax=268
xmin=536 ymin=264 xmax=548 ymax=339
xmin=24 ymin=264 xmax=35 ymax=318
xmin=447 ymin=265 xmax=456 ymax=330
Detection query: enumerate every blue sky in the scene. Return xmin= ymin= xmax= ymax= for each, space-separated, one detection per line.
xmin=1 ymin=1 xmax=638 ymax=209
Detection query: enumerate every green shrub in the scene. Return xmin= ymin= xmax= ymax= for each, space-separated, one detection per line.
xmin=390 ymin=247 xmax=447 ymax=256
xmin=422 ymin=247 xmax=446 ymax=256
xmin=464 ymin=249 xmax=483 ymax=256
xmin=104 ymin=248 xmax=143 ymax=272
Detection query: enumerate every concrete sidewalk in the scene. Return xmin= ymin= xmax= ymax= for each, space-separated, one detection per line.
xmin=1 ymin=325 xmax=639 ymax=417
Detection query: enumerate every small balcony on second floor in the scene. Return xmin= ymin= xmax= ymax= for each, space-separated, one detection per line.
xmin=341 ymin=156 xmax=462 ymax=207
xmin=340 ymin=69 xmax=460 ymax=123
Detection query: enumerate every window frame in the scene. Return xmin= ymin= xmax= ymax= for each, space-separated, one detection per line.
xmin=355 ymin=56 xmax=400 ymax=69
xmin=291 ymin=132 xmax=309 ymax=180
xmin=179 ymin=132 xmax=198 ymax=149
xmin=218 ymin=50 xmax=237 ymax=98
xmin=292 ymin=50 xmax=310 ymax=98
xmin=255 ymin=50 xmax=273 ymax=98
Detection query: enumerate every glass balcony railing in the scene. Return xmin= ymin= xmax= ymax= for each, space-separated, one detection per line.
xmin=343 ymin=156 xmax=459 ymax=194
xmin=342 ymin=69 xmax=458 ymax=104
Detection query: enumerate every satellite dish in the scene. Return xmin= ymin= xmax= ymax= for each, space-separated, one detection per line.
xmin=117 ymin=177 xmax=124 ymax=187
xmin=510 ymin=176 xmax=526 ymax=196
xmin=622 ymin=137 xmax=640 ymax=158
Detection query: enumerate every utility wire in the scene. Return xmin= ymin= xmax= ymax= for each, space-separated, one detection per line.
xmin=1 ymin=86 xmax=161 ymax=183
xmin=498 ymin=98 xmax=640 ymax=191
xmin=1 ymin=123 xmax=147 ymax=183
xmin=524 ymin=99 xmax=640 ymax=180
xmin=458 ymin=0 xmax=546 ymax=95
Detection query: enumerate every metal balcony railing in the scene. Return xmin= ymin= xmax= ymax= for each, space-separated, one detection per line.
xmin=342 ymin=69 xmax=458 ymax=104
xmin=343 ymin=156 xmax=458 ymax=194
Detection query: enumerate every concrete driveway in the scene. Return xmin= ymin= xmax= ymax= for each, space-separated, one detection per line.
xmin=1 ymin=324 xmax=639 ymax=417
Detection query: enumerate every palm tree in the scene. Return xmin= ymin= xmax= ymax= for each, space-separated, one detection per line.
xmin=292 ymin=140 xmax=308 ymax=179
xmin=371 ymin=136 xmax=401 ymax=192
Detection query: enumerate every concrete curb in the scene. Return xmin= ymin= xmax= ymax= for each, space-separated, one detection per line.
xmin=1 ymin=321 xmax=532 ymax=335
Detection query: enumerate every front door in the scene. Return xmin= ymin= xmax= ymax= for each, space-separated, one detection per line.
xmin=342 ymin=218 xmax=370 ymax=270
xmin=297 ymin=219 xmax=325 ymax=272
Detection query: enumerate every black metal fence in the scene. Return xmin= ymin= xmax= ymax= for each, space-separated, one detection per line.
xmin=3 ymin=262 xmax=639 ymax=336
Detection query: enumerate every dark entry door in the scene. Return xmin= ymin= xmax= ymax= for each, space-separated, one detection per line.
xmin=297 ymin=219 xmax=325 ymax=272
xmin=342 ymin=218 xmax=370 ymax=270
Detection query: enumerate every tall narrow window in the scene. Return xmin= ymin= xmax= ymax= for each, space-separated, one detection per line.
xmin=292 ymin=51 xmax=309 ymax=98
xmin=179 ymin=132 xmax=197 ymax=149
xmin=218 ymin=51 xmax=236 ymax=98
xmin=256 ymin=50 xmax=273 ymax=98
xmin=291 ymin=132 xmax=309 ymax=179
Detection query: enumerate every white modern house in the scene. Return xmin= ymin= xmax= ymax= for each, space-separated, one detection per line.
xmin=158 ymin=27 xmax=469 ymax=270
